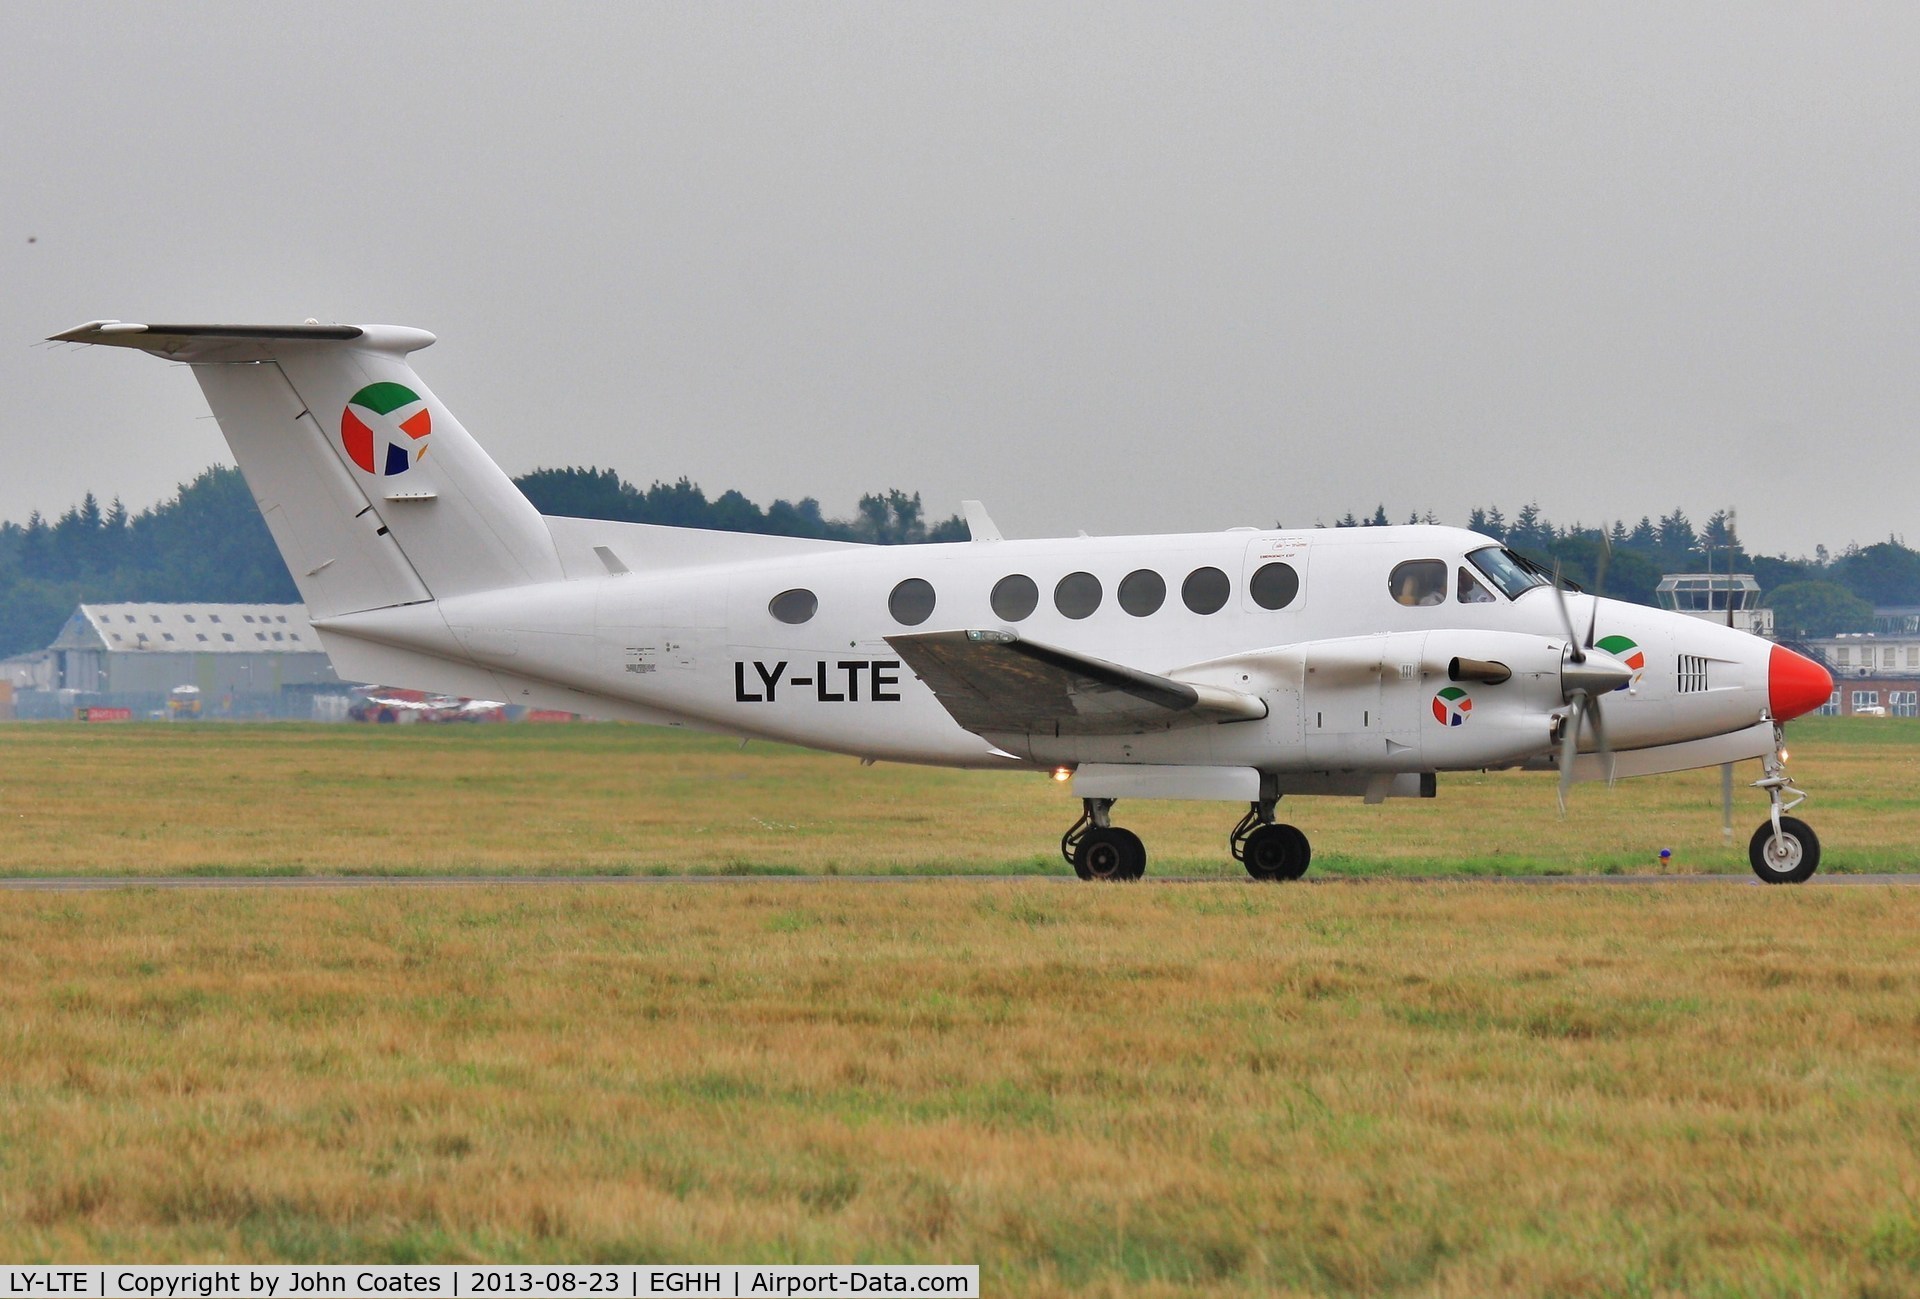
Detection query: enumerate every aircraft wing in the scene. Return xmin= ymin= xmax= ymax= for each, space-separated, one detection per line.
xmin=885 ymin=630 xmax=1266 ymax=738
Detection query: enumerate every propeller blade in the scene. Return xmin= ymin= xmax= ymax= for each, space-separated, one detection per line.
xmin=1593 ymin=532 xmax=1613 ymax=599
xmin=1557 ymin=692 xmax=1585 ymax=814
xmin=1551 ymin=563 xmax=1586 ymax=663
xmin=1582 ymin=533 xmax=1613 ymax=652
xmin=1587 ymin=692 xmax=1615 ymax=787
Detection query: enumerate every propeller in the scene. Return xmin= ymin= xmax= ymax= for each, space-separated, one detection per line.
xmin=1550 ymin=556 xmax=1628 ymax=811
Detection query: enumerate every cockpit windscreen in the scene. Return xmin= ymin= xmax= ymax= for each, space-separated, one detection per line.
xmin=1467 ymin=546 xmax=1554 ymax=600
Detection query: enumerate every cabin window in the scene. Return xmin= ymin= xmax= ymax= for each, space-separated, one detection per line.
xmin=768 ymin=589 xmax=818 ymax=625
xmin=1249 ymin=562 xmax=1300 ymax=610
xmin=1182 ymin=566 xmax=1231 ymax=615
xmin=888 ymin=578 xmax=936 ymax=626
xmin=1389 ymin=560 xmax=1448 ymax=607
xmin=991 ymin=574 xmax=1039 ymax=622
xmin=1118 ymin=569 xmax=1166 ymax=617
xmin=1458 ymin=567 xmax=1497 ymax=603
xmin=1054 ymin=572 xmax=1102 ymax=620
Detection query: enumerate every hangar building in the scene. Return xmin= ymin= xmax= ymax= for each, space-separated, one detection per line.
xmin=27 ymin=603 xmax=344 ymax=718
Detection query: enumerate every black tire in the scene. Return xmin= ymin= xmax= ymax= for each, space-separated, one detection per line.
xmin=1242 ymin=824 xmax=1288 ymax=881
xmin=1242 ymin=823 xmax=1311 ymax=882
xmin=1075 ymin=826 xmax=1146 ymax=881
xmin=1749 ymin=816 xmax=1820 ymax=884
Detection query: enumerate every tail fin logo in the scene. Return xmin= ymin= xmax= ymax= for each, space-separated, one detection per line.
xmin=341 ymin=382 xmax=431 ymax=475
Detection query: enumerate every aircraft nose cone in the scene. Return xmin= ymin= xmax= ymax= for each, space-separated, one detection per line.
xmin=1769 ymin=644 xmax=1833 ymax=721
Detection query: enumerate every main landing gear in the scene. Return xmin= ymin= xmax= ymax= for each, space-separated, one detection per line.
xmin=1749 ymin=742 xmax=1820 ymax=884
xmin=1062 ymin=799 xmax=1146 ymax=881
xmin=1230 ymin=800 xmax=1311 ymax=882
xmin=1059 ymin=797 xmax=1314 ymax=882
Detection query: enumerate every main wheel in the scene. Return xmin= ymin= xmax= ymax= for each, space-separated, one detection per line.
xmin=1242 ymin=823 xmax=1310 ymax=881
xmin=1749 ymin=815 xmax=1820 ymax=884
xmin=1075 ymin=826 xmax=1147 ymax=881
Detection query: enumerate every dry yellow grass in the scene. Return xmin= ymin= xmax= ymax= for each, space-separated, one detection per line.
xmin=0 ymin=716 xmax=1915 ymax=877
xmin=2 ymin=882 xmax=1919 ymax=1296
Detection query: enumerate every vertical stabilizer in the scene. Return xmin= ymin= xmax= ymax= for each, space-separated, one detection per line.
xmin=48 ymin=322 xmax=563 ymax=618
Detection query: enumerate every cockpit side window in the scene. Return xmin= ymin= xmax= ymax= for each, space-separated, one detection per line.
xmin=1467 ymin=546 xmax=1552 ymax=599
xmin=1458 ymin=567 xmax=1497 ymax=603
xmin=1389 ymin=559 xmax=1448 ymax=607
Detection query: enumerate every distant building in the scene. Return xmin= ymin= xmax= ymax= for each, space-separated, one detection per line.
xmin=0 ymin=649 xmax=55 ymax=693
xmin=19 ymin=603 xmax=345 ymax=719
xmin=1875 ymin=606 xmax=1920 ymax=636
xmin=1655 ymin=573 xmax=1773 ymax=638
xmin=1802 ymin=630 xmax=1920 ymax=717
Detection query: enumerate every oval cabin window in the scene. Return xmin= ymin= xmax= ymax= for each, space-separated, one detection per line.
xmin=888 ymin=578 xmax=937 ymax=626
xmin=768 ymin=589 xmax=818 ymax=624
xmin=1118 ymin=569 xmax=1166 ymax=617
xmin=1054 ymin=572 xmax=1103 ymax=620
xmin=991 ymin=574 xmax=1039 ymax=622
xmin=1182 ymin=566 xmax=1231 ymax=615
xmin=1249 ymin=562 xmax=1300 ymax=610
xmin=1388 ymin=560 xmax=1448 ymax=608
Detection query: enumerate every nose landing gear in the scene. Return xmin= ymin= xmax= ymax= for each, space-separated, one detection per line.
xmin=1062 ymin=799 xmax=1146 ymax=881
xmin=1749 ymin=738 xmax=1819 ymax=884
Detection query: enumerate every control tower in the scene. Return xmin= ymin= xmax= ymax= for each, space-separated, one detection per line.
xmin=1655 ymin=573 xmax=1774 ymax=638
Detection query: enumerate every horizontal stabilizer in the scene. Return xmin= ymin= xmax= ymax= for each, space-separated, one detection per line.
xmin=886 ymin=630 xmax=1265 ymax=737
xmin=48 ymin=320 xmax=430 ymax=363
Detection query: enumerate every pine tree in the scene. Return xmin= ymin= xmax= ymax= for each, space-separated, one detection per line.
xmin=1657 ymin=508 xmax=1695 ymax=554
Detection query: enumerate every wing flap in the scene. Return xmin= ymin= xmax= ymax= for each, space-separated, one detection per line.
xmin=887 ymin=630 xmax=1265 ymax=737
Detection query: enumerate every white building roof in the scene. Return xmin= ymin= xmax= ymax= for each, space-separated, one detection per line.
xmin=53 ymin=603 xmax=321 ymax=654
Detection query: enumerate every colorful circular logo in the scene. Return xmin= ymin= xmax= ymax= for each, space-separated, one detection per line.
xmin=1432 ymin=686 xmax=1472 ymax=726
xmin=1595 ymin=635 xmax=1646 ymax=691
xmin=341 ymin=382 xmax=431 ymax=476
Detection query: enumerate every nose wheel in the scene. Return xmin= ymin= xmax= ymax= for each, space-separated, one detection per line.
xmin=1063 ymin=800 xmax=1146 ymax=881
xmin=1749 ymin=737 xmax=1819 ymax=884
xmin=1749 ymin=815 xmax=1819 ymax=883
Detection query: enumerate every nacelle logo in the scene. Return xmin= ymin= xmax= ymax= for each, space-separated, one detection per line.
xmin=1596 ymin=635 xmax=1646 ymax=691
xmin=1431 ymin=686 xmax=1472 ymax=726
xmin=341 ymin=382 xmax=431 ymax=475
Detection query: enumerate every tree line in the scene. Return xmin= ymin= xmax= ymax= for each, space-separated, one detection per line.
xmin=1326 ymin=502 xmax=1917 ymax=639
xmin=0 ymin=466 xmax=965 ymax=661
xmin=3 ymin=471 xmax=1914 ymax=663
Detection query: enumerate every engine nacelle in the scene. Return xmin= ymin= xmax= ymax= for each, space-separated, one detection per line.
xmin=1178 ymin=630 xmax=1572 ymax=772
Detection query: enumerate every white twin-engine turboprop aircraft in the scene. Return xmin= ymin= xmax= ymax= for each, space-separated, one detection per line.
xmin=54 ymin=321 xmax=1838 ymax=882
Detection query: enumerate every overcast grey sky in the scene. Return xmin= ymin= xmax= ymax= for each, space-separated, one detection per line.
xmin=5 ymin=3 xmax=1916 ymax=556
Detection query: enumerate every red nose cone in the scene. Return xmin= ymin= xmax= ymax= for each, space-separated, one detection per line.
xmin=1769 ymin=645 xmax=1833 ymax=721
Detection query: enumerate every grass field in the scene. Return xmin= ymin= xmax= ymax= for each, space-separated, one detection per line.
xmin=1 ymin=716 xmax=1917 ymax=878
xmin=4 ymin=882 xmax=1920 ymax=1294
xmin=3 ymin=719 xmax=1920 ymax=1293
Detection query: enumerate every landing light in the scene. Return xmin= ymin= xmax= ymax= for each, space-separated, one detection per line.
xmin=1052 ymin=767 xmax=1073 ymax=782
xmin=1780 ymin=749 xmax=1790 ymax=762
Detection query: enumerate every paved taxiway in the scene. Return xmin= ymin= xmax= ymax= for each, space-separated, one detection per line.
xmin=2 ymin=873 xmax=1918 ymax=891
